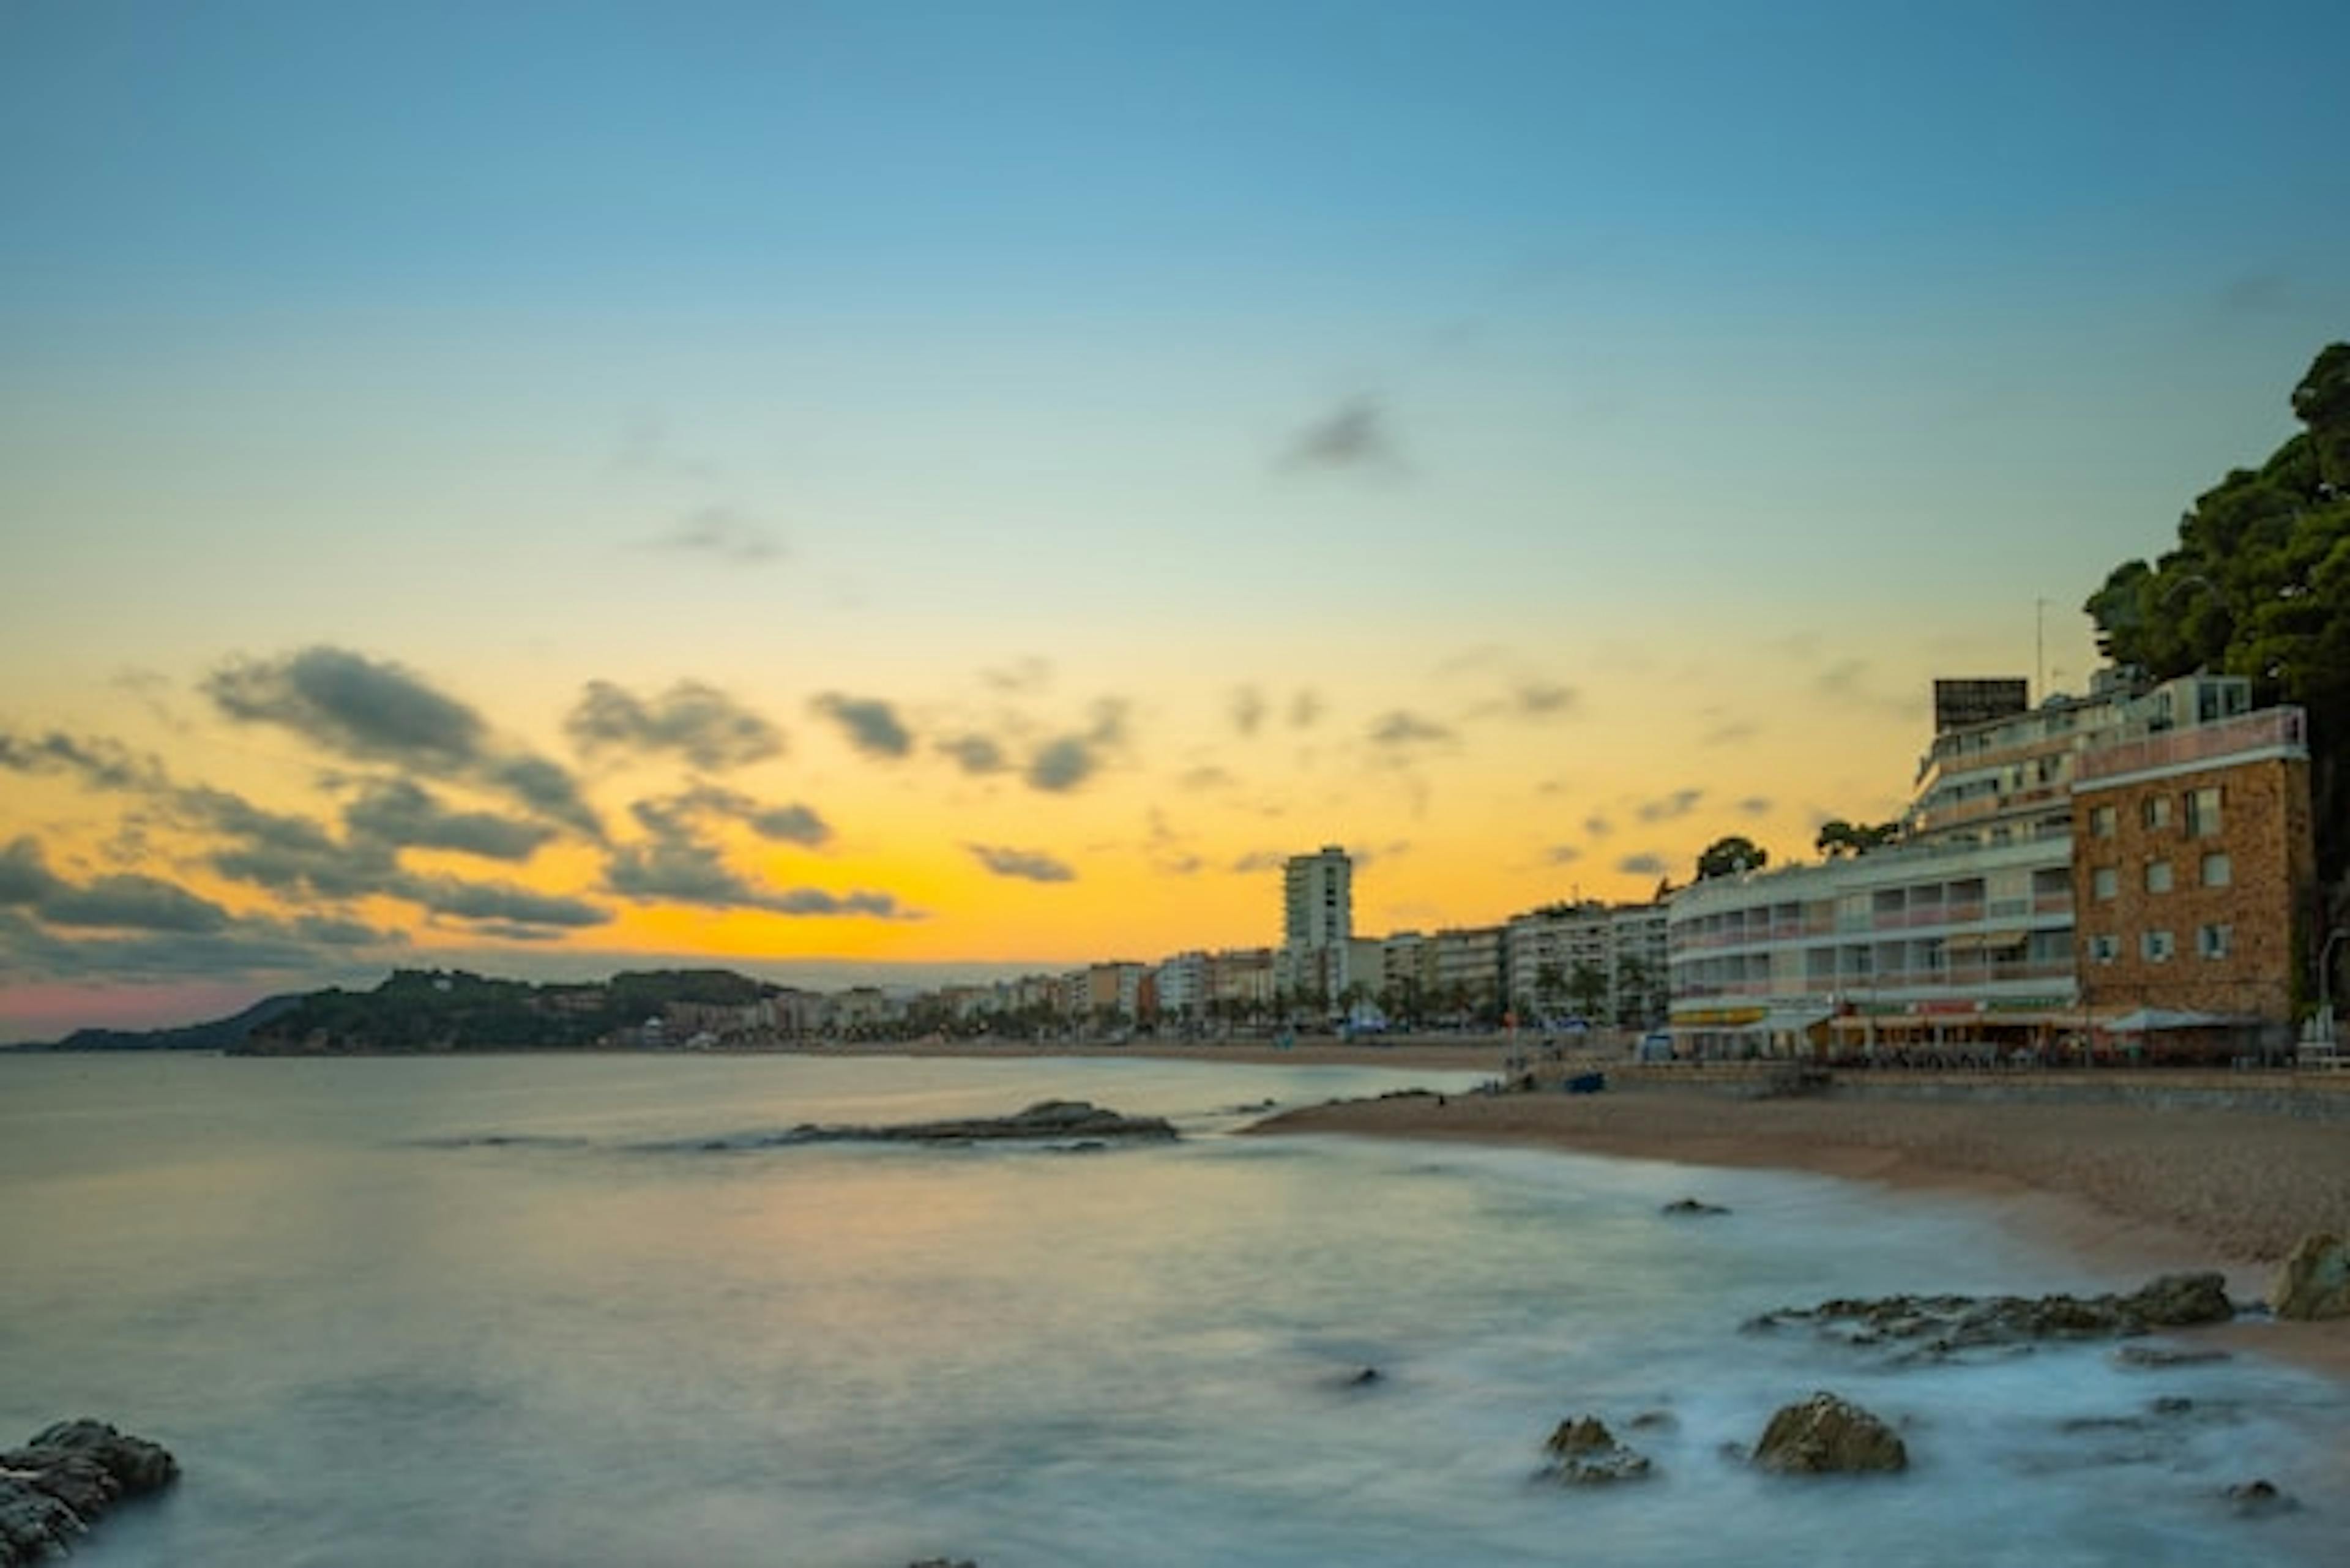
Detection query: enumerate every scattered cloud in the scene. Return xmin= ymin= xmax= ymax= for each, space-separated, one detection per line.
xmin=652 ymin=504 xmax=780 ymax=564
xmin=1736 ymin=795 xmax=1774 ymax=818
xmin=966 ymin=844 xmax=1076 ymax=883
xmin=1288 ymin=689 xmax=1324 ymax=730
xmin=1617 ymin=852 xmax=1668 ymax=876
xmin=1229 ymin=685 xmax=1267 ymax=737
xmin=403 ymin=875 xmax=612 ymax=930
xmin=565 ymin=679 xmax=783 ymax=771
xmin=1545 ymin=845 xmax=1582 ymax=865
xmin=0 ymin=728 xmax=168 ymax=793
xmin=341 ymin=779 xmax=555 ymax=862
xmin=1230 ymin=850 xmax=1286 ymax=874
xmin=1510 ymin=682 xmax=1578 ymax=719
xmin=937 ymin=733 xmax=1011 ymax=776
xmin=1279 ymin=395 xmax=1404 ymax=476
xmin=1635 ymin=788 xmax=1704 ymax=823
xmin=644 ymin=785 xmax=834 ymax=848
xmin=1367 ymin=711 xmax=1453 ymax=749
xmin=1024 ymin=700 xmax=1128 ymax=793
xmin=1584 ymin=815 xmax=1614 ymax=838
xmin=203 ymin=647 xmax=600 ymax=837
xmin=609 ymin=799 xmax=908 ymax=918
xmin=0 ymin=837 xmax=233 ymax=933
xmin=982 ymin=657 xmax=1053 ymax=693
xmin=811 ymin=692 xmax=914 ymax=760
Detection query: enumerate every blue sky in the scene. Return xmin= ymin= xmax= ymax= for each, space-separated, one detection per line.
xmin=2 ymin=1 xmax=2345 ymax=1037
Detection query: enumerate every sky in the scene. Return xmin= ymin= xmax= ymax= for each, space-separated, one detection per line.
xmin=4 ymin=0 xmax=2347 ymax=1040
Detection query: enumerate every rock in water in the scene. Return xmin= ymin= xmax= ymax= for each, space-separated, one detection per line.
xmin=2267 ymin=1232 xmax=2350 ymax=1321
xmin=0 ymin=1421 xmax=178 ymax=1567
xmin=1751 ymin=1392 xmax=1908 ymax=1474
xmin=2119 ymin=1272 xmax=2234 ymax=1327
xmin=1660 ymin=1198 xmax=1729 ymax=1217
xmin=1539 ymin=1416 xmax=1654 ymax=1485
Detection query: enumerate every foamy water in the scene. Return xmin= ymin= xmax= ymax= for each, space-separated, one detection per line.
xmin=2 ymin=1054 xmax=2340 ymax=1565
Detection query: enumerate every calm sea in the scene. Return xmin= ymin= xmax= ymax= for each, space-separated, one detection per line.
xmin=2 ymin=1053 xmax=2340 ymax=1566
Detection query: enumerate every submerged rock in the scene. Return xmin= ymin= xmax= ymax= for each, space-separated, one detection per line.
xmin=1539 ymin=1416 xmax=1654 ymax=1485
xmin=2112 ymin=1343 xmax=2231 ymax=1368
xmin=0 ymin=1421 xmax=177 ymax=1567
xmin=2224 ymin=1478 xmax=2297 ymax=1517
xmin=1751 ymin=1393 xmax=1908 ymax=1475
xmin=759 ymin=1100 xmax=1177 ymax=1148
xmin=2267 ymin=1231 xmax=2350 ymax=1320
xmin=1748 ymin=1272 xmax=2234 ymax=1354
xmin=1660 ymin=1198 xmax=1730 ymax=1217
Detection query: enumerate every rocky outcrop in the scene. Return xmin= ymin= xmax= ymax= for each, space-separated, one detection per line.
xmin=1751 ymin=1393 xmax=1907 ymax=1475
xmin=1538 ymin=1417 xmax=1653 ymax=1485
xmin=0 ymin=1421 xmax=177 ymax=1567
xmin=720 ymin=1100 xmax=1177 ymax=1149
xmin=2223 ymin=1479 xmax=2297 ymax=1517
xmin=1747 ymin=1272 xmax=2233 ymax=1354
xmin=2266 ymin=1231 xmax=2350 ymax=1320
xmin=1659 ymin=1198 xmax=1729 ymax=1217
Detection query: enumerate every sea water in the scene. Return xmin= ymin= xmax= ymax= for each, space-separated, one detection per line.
xmin=1 ymin=1053 xmax=2340 ymax=1566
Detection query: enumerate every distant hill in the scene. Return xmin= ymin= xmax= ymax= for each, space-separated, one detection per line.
xmin=35 ymin=993 xmax=308 ymax=1052
xmin=235 ymin=966 xmax=774 ymax=1054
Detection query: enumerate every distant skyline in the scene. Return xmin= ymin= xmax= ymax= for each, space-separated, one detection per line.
xmin=5 ymin=2 xmax=2348 ymax=1040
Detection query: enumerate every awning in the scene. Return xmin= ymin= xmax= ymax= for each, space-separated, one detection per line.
xmin=2100 ymin=1007 xmax=2242 ymax=1034
xmin=1944 ymin=930 xmax=2028 ymax=954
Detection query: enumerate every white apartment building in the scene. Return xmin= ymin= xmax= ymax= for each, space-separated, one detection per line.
xmin=1280 ymin=845 xmax=1354 ymax=996
xmin=1505 ymin=902 xmax=1670 ymax=1026
xmin=1666 ymin=669 xmax=2302 ymax=1059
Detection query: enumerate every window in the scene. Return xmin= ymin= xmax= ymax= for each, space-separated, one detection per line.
xmin=2141 ymin=930 xmax=2174 ymax=963
xmin=2185 ymin=786 xmax=2223 ymax=837
xmin=2201 ymin=851 xmax=2232 ymax=888
xmin=2092 ymin=867 xmax=2119 ymax=901
xmin=2089 ymin=934 xmax=2120 ymax=965
xmin=2089 ymin=804 xmax=2117 ymax=838
xmin=2144 ymin=860 xmax=2173 ymax=894
xmin=2142 ymin=796 xmax=2171 ymax=831
xmin=2198 ymin=924 xmax=2234 ymax=960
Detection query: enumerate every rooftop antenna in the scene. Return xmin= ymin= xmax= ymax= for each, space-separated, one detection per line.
xmin=2035 ymin=597 xmax=2046 ymax=701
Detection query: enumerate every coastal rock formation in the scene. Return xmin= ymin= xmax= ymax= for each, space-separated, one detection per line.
xmin=1660 ymin=1198 xmax=1729 ymax=1217
xmin=1751 ymin=1393 xmax=1907 ymax=1475
xmin=718 ymin=1100 xmax=1177 ymax=1149
xmin=2266 ymin=1231 xmax=2350 ymax=1320
xmin=1539 ymin=1417 xmax=1654 ymax=1485
xmin=0 ymin=1421 xmax=178 ymax=1567
xmin=2224 ymin=1479 xmax=2297 ymax=1517
xmin=2111 ymin=1343 xmax=2231 ymax=1368
xmin=1746 ymin=1272 xmax=2234 ymax=1354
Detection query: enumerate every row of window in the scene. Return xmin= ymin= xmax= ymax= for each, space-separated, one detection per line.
xmin=2087 ymin=786 xmax=2225 ymax=840
xmin=2089 ymin=853 xmax=2231 ymax=900
xmin=2086 ymin=925 xmax=2234 ymax=964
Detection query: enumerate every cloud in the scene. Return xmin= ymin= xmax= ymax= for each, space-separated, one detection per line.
xmin=1635 ymin=788 xmax=1704 ymax=823
xmin=1 ymin=834 xmax=269 ymax=938
xmin=0 ymin=729 xmax=169 ymax=793
xmin=1024 ymin=700 xmax=1128 ymax=793
xmin=1617 ymin=853 xmax=1668 ymax=876
xmin=966 ymin=844 xmax=1076 ymax=883
xmin=649 ymin=785 xmax=834 ymax=848
xmin=1289 ymin=689 xmax=1324 ymax=730
xmin=982 ymin=657 xmax=1053 ymax=693
xmin=1512 ymin=682 xmax=1578 ymax=718
xmin=1177 ymin=766 xmax=1234 ymax=792
xmin=938 ymin=733 xmax=1010 ymax=776
xmin=0 ymin=908 xmax=394 ymax=989
xmin=1583 ymin=815 xmax=1614 ymax=838
xmin=401 ymin=876 xmax=613 ymax=929
xmin=203 ymin=647 xmax=600 ymax=837
xmin=565 ymin=679 xmax=783 ymax=771
xmin=188 ymin=789 xmax=402 ymax=898
xmin=1736 ymin=796 xmax=1774 ymax=818
xmin=1813 ymin=658 xmax=1915 ymax=721
xmin=1279 ymin=395 xmax=1404 ymax=476
xmin=811 ymin=693 xmax=914 ymax=759
xmin=1230 ymin=851 xmax=1286 ymax=874
xmin=1703 ymin=720 xmax=1759 ymax=747
xmin=608 ymin=802 xmax=910 ymax=919
xmin=1367 ymin=711 xmax=1453 ymax=749
xmin=1545 ymin=845 xmax=1582 ymax=865
xmin=1229 ymin=686 xmax=1267 ymax=737
xmin=652 ymin=504 xmax=781 ymax=564
xmin=342 ymin=779 xmax=555 ymax=862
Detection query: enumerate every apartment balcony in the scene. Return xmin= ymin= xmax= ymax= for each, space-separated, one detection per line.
xmin=2075 ymin=707 xmax=2307 ymax=783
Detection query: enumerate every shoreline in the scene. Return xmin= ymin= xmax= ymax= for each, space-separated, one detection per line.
xmin=1239 ymin=1077 xmax=2350 ymax=1383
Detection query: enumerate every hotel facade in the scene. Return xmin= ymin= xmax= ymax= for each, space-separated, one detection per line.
xmin=1668 ymin=670 xmax=2314 ymax=1059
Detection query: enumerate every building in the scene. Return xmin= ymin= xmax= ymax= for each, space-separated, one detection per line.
xmin=1431 ymin=925 xmax=1505 ymax=1015
xmin=1667 ymin=670 xmax=2312 ymax=1059
xmin=2070 ymin=692 xmax=2313 ymax=1030
xmin=1280 ymin=845 xmax=1354 ymax=997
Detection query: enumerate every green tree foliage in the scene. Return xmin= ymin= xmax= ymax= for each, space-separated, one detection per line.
xmin=2084 ymin=342 xmax=2350 ymax=893
xmin=1695 ymin=835 xmax=1767 ymax=880
xmin=1815 ymin=819 xmax=1902 ymax=858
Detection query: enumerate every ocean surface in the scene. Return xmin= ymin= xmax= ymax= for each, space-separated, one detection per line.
xmin=2 ymin=1053 xmax=2341 ymax=1566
